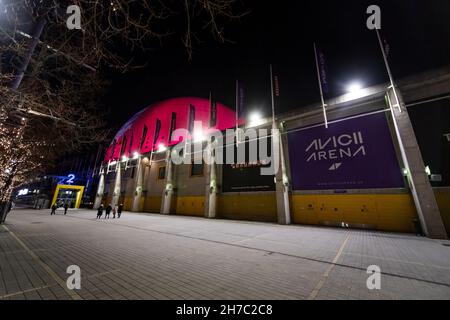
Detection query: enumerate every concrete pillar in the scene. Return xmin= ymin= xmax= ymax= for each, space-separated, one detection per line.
xmin=274 ymin=128 xmax=291 ymax=225
xmin=111 ymin=162 xmax=121 ymax=207
xmin=205 ymin=142 xmax=217 ymax=218
xmin=93 ymin=171 xmax=105 ymax=209
xmin=161 ymin=150 xmax=175 ymax=214
xmin=131 ymin=158 xmax=144 ymax=212
xmin=387 ymin=87 xmax=447 ymax=239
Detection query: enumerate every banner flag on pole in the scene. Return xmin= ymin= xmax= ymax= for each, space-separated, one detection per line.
xmin=238 ymin=82 xmax=245 ymax=119
xmin=169 ymin=112 xmax=176 ymax=142
xmin=235 ymin=80 xmax=245 ymax=143
xmin=317 ymin=47 xmax=329 ymax=95
xmin=235 ymin=80 xmax=245 ymax=127
xmin=273 ymin=75 xmax=280 ymax=97
xmin=153 ymin=119 xmax=161 ymax=148
xmin=313 ymin=43 xmax=329 ymax=128
xmin=269 ymin=64 xmax=280 ymax=128
xmin=209 ymin=93 xmax=217 ymax=128
xmin=128 ymin=131 xmax=134 ymax=155
xmin=383 ymin=37 xmax=391 ymax=59
xmin=184 ymin=104 xmax=196 ymax=155
xmin=188 ymin=104 xmax=195 ymax=133
xmin=139 ymin=125 xmax=148 ymax=152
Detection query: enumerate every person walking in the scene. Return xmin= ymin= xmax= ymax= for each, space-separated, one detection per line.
xmin=112 ymin=205 xmax=117 ymax=219
xmin=50 ymin=203 xmax=57 ymax=215
xmin=64 ymin=202 xmax=69 ymax=215
xmin=118 ymin=203 xmax=123 ymax=219
xmin=97 ymin=204 xmax=104 ymax=219
xmin=105 ymin=204 xmax=112 ymax=219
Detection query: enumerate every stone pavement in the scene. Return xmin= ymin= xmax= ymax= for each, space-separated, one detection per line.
xmin=1 ymin=208 xmax=450 ymax=300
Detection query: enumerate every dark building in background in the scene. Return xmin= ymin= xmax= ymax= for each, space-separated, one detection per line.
xmin=13 ymin=147 xmax=106 ymax=209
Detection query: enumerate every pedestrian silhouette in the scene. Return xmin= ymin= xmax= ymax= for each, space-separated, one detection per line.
xmin=64 ymin=203 xmax=69 ymax=215
xmin=112 ymin=205 xmax=117 ymax=219
xmin=105 ymin=204 xmax=112 ymax=219
xmin=97 ymin=204 xmax=104 ymax=219
xmin=50 ymin=204 xmax=57 ymax=215
xmin=118 ymin=203 xmax=123 ymax=218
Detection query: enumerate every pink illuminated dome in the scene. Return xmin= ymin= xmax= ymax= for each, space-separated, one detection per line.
xmin=104 ymin=97 xmax=238 ymax=162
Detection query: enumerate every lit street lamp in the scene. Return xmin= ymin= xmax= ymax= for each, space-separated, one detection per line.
xmin=347 ymin=82 xmax=363 ymax=93
xmin=248 ymin=111 xmax=264 ymax=127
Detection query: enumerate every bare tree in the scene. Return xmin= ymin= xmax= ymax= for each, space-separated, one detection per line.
xmin=0 ymin=0 xmax=247 ymax=221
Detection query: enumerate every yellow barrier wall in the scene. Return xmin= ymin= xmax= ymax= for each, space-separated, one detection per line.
xmin=143 ymin=196 xmax=162 ymax=213
xmin=175 ymin=196 xmax=205 ymax=217
xmin=290 ymin=194 xmax=417 ymax=233
xmin=217 ymin=194 xmax=277 ymax=222
xmin=102 ymin=196 xmax=112 ymax=207
xmin=123 ymin=197 xmax=133 ymax=211
xmin=435 ymin=189 xmax=450 ymax=236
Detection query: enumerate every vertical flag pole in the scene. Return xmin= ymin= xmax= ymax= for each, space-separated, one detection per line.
xmin=149 ymin=146 xmax=154 ymax=167
xmin=270 ymin=64 xmax=291 ymax=224
xmin=184 ymin=107 xmax=191 ymax=159
xmin=235 ymin=80 xmax=240 ymax=144
xmin=313 ymin=43 xmax=329 ymax=128
xmin=375 ymin=29 xmax=401 ymax=113
xmin=235 ymin=80 xmax=239 ymax=129
xmin=269 ymin=65 xmax=277 ymax=129
xmin=209 ymin=91 xmax=212 ymax=128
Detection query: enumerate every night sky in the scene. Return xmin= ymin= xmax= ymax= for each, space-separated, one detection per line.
xmin=103 ymin=0 xmax=450 ymax=130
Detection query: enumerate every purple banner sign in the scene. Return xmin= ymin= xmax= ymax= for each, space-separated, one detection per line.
xmin=288 ymin=113 xmax=405 ymax=190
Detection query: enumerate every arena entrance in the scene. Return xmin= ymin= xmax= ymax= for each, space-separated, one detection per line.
xmin=51 ymin=185 xmax=85 ymax=209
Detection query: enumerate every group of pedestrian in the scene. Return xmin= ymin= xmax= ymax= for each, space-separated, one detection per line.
xmin=97 ymin=203 xmax=123 ymax=219
xmin=49 ymin=202 xmax=124 ymax=220
xmin=50 ymin=202 xmax=70 ymax=215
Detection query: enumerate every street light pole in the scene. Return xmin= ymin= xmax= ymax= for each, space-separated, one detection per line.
xmin=375 ymin=29 xmax=447 ymax=239
xmin=375 ymin=29 xmax=402 ymax=113
xmin=313 ymin=43 xmax=329 ymax=128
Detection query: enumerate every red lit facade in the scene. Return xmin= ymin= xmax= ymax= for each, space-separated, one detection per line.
xmin=104 ymin=97 xmax=238 ymax=162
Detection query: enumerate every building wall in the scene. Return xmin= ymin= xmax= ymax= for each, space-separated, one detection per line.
xmin=217 ymin=192 xmax=277 ymax=222
xmin=97 ymin=69 xmax=450 ymax=236
xmin=290 ymin=193 xmax=416 ymax=233
xmin=174 ymin=163 xmax=206 ymax=216
xmin=142 ymin=156 xmax=166 ymax=213
xmin=435 ymin=188 xmax=450 ymax=233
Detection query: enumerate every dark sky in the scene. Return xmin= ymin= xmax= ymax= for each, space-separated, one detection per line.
xmin=103 ymin=0 xmax=450 ymax=130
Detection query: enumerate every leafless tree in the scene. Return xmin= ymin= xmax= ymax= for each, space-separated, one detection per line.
xmin=0 ymin=0 xmax=247 ymax=220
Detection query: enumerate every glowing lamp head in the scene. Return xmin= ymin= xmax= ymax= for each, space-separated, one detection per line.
xmin=248 ymin=111 xmax=264 ymax=127
xmin=347 ymin=82 xmax=363 ymax=93
xmin=133 ymin=152 xmax=140 ymax=159
xmin=157 ymin=143 xmax=167 ymax=153
xmin=249 ymin=112 xmax=262 ymax=123
xmin=193 ymin=130 xmax=206 ymax=142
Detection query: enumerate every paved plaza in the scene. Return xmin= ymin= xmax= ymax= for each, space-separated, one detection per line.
xmin=1 ymin=208 xmax=450 ymax=300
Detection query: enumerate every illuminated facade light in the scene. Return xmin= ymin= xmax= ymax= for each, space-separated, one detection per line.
xmin=133 ymin=152 xmax=140 ymax=159
xmin=193 ymin=130 xmax=206 ymax=143
xmin=18 ymin=189 xmax=29 ymax=196
xmin=248 ymin=111 xmax=264 ymax=127
xmin=425 ymin=166 xmax=431 ymax=176
xmin=347 ymin=82 xmax=363 ymax=93
xmin=345 ymin=82 xmax=368 ymax=100
xmin=122 ymin=155 xmax=128 ymax=162
xmin=157 ymin=143 xmax=167 ymax=153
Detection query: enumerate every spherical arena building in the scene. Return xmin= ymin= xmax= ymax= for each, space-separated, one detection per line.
xmin=94 ymin=70 xmax=450 ymax=238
